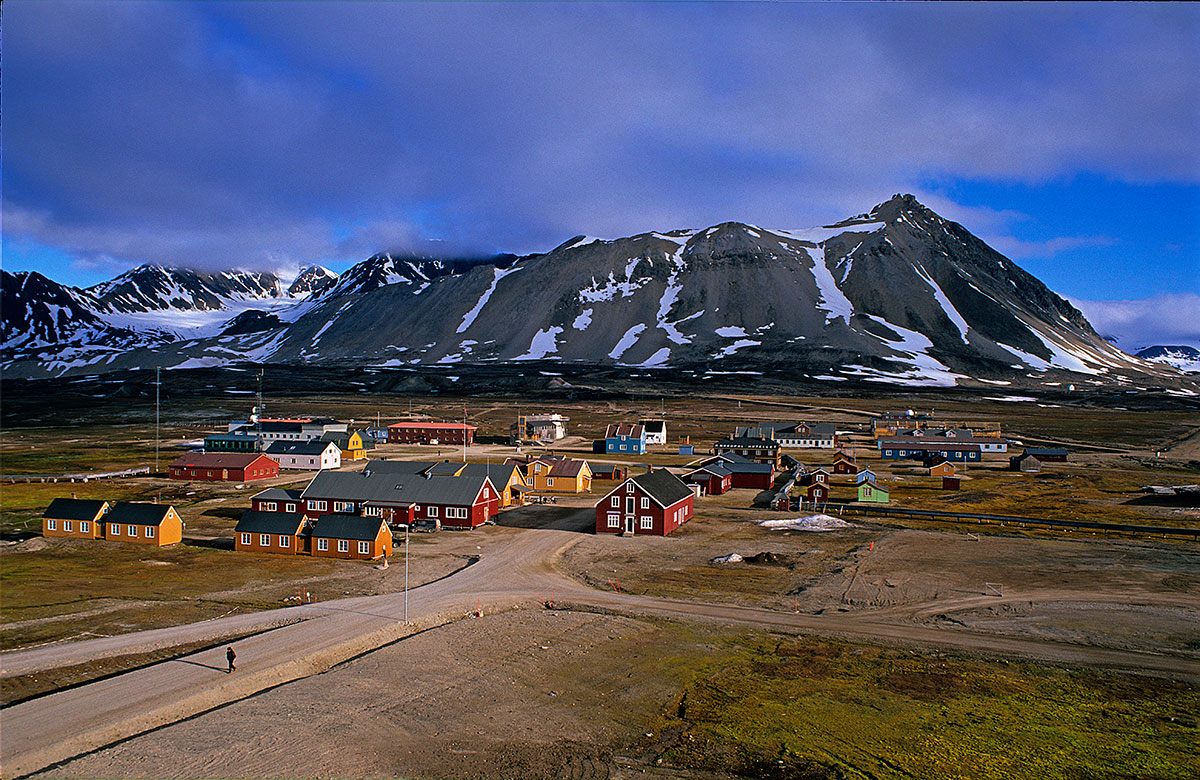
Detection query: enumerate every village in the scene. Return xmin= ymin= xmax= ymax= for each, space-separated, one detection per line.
xmin=36 ymin=404 xmax=1075 ymax=562
xmin=4 ymin=387 xmax=1199 ymax=780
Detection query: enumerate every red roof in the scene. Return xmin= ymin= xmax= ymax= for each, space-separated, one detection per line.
xmin=170 ymin=453 xmax=275 ymax=469
xmin=388 ymin=422 xmax=476 ymax=430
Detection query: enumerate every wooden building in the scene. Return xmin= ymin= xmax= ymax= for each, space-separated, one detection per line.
xmin=681 ymin=463 xmax=733 ymax=496
xmin=878 ymin=442 xmax=982 ymax=462
xmin=589 ymin=463 xmax=629 ymax=482
xmin=696 ymin=454 xmax=775 ymax=490
xmin=169 ymin=453 xmax=279 ymax=482
xmin=103 ymin=502 xmax=183 ymax=546
xmin=800 ymin=468 xmax=830 ymax=486
xmin=1022 ymin=447 xmax=1068 ymax=463
xmin=321 ymin=429 xmax=374 ymax=460
xmin=1009 ymin=453 xmax=1043 ymax=472
xmin=249 ymin=488 xmax=304 ymax=514
xmin=507 ymin=456 xmax=592 ymax=493
xmin=857 ymin=481 xmax=890 ymax=503
xmin=265 ymin=440 xmax=342 ymax=470
xmin=387 ymin=422 xmax=476 ymax=445
xmin=603 ymin=424 xmax=647 ymax=454
xmin=927 ymin=459 xmax=957 ymax=478
xmin=234 ymin=511 xmax=310 ymax=555
xmin=42 ymin=498 xmax=109 ymax=540
xmin=854 ymin=468 xmax=877 ymax=485
xmin=309 ymin=514 xmax=392 ymax=560
xmin=594 ymin=468 xmax=695 ymax=536
xmin=805 ymin=483 xmax=829 ymax=503
xmin=831 ymin=451 xmax=857 ymax=475
xmin=713 ymin=436 xmax=781 ymax=467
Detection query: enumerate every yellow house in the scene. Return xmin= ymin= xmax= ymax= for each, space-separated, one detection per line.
xmin=419 ymin=461 xmax=528 ymax=508
xmin=43 ymin=498 xmax=110 ymax=540
xmin=509 ymin=456 xmax=592 ymax=493
xmin=321 ymin=429 xmax=374 ymax=460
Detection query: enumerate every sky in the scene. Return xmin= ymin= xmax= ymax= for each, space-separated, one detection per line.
xmin=2 ymin=1 xmax=1198 ymax=349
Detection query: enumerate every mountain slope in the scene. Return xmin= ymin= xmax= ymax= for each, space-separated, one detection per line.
xmin=1136 ymin=345 xmax=1200 ymax=374
xmin=1 ymin=195 xmax=1184 ymax=386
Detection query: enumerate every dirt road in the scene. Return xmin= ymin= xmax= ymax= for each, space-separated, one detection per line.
xmin=3 ymin=516 xmax=1198 ymax=779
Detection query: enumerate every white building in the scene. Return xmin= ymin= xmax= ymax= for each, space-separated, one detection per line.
xmin=265 ymin=440 xmax=342 ymax=470
xmin=639 ymin=420 xmax=667 ymax=445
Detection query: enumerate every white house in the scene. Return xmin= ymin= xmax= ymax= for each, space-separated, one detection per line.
xmin=639 ymin=420 xmax=668 ymax=445
xmin=265 ymin=440 xmax=342 ymax=470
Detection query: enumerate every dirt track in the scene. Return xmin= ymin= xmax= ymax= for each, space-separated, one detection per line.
xmin=3 ymin=509 xmax=1198 ymax=779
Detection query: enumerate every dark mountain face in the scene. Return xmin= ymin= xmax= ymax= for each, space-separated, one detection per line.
xmin=287 ymin=266 xmax=338 ymax=298
xmin=1 ymin=196 xmax=1186 ymax=387
xmin=1136 ymin=345 xmax=1200 ymax=373
xmin=87 ymin=266 xmax=283 ymax=313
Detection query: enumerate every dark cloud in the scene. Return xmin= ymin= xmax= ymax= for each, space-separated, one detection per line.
xmin=2 ymin=1 xmax=1197 ymax=279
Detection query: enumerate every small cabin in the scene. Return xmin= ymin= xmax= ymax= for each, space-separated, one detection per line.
xmin=42 ymin=498 xmax=109 ymax=540
xmin=857 ymin=481 xmax=890 ymax=503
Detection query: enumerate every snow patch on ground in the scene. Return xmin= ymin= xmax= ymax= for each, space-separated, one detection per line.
xmin=711 ymin=553 xmax=744 ymax=564
xmin=757 ymin=515 xmax=855 ymax=532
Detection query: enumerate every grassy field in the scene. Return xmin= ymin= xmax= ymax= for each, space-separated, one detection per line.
xmin=654 ymin=630 xmax=1200 ymax=780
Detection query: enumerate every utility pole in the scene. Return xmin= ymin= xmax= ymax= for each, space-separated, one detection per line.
xmin=155 ymin=366 xmax=161 ymax=473
xmin=462 ymin=403 xmax=467 ymax=463
xmin=404 ymin=524 xmax=409 ymax=623
xmin=255 ymin=369 xmax=264 ymax=452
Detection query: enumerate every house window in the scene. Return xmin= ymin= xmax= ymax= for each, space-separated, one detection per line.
xmin=610 ymin=496 xmax=619 ymax=508
xmin=260 ymin=534 xmax=270 ymax=546
xmin=146 ymin=527 xmax=154 ymax=538
xmin=428 ymin=506 xmax=438 ymax=518
xmin=334 ymin=501 xmax=354 ymax=513
xmin=81 ymin=521 xmax=90 ymax=533
xmin=47 ymin=519 xmax=57 ymax=531
xmin=64 ymin=520 xmax=73 ymax=532
xmin=640 ymin=516 xmax=653 ymax=530
xmin=640 ymin=497 xmax=649 ymax=509
xmin=285 ymin=503 xmax=296 ymax=512
xmin=264 ymin=502 xmax=277 ymax=512
xmin=547 ymin=478 xmax=554 ymax=487
xmin=128 ymin=525 xmax=136 ymax=537
xmin=364 ymin=506 xmax=383 ymax=517
xmin=240 ymin=533 xmax=251 ymax=545
xmin=317 ymin=538 xmax=329 ymax=551
xmin=607 ymin=513 xmax=619 ymax=527
xmin=111 ymin=523 xmax=120 ymax=535
xmin=337 ymin=540 xmax=349 ymax=553
xmin=309 ymin=500 xmax=327 ymax=511
xmin=279 ymin=535 xmax=289 ymax=547
xmin=359 ymin=541 xmax=370 ymax=555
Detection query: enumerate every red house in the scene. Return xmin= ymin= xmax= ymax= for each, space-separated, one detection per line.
xmin=831 ymin=451 xmax=857 ymax=475
xmin=169 ymin=453 xmax=279 ymax=482
xmin=805 ymin=483 xmax=829 ymax=503
xmin=595 ymin=469 xmax=695 ymax=536
xmin=387 ymin=422 xmax=476 ymax=445
xmin=681 ymin=464 xmax=733 ymax=495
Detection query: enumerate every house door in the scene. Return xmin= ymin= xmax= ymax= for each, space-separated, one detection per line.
xmin=625 ymin=496 xmax=635 ymax=533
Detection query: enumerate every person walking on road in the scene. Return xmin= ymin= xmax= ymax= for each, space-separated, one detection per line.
xmin=226 ymin=647 xmax=236 ymax=673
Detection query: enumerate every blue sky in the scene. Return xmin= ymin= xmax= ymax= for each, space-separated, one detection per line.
xmin=3 ymin=1 xmax=1198 ymax=348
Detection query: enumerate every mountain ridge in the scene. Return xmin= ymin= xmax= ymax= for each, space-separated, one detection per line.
xmin=1 ymin=195 xmax=1191 ymax=389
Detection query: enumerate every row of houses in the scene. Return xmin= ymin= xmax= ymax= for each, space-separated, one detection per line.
xmin=42 ymin=498 xmax=183 ymax=545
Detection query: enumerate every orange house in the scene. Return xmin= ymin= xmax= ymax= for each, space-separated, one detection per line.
xmin=310 ymin=515 xmax=391 ymax=560
xmin=42 ymin=498 xmax=109 ymax=539
xmin=928 ymin=460 xmax=957 ymax=478
xmin=103 ymin=502 xmax=184 ymax=546
xmin=234 ymin=510 xmax=310 ymax=555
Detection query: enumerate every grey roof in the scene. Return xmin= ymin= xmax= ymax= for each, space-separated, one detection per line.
xmin=320 ymin=430 xmax=375 ymax=449
xmin=736 ymin=422 xmax=835 ymax=438
xmin=715 ymin=436 xmax=780 ymax=449
xmin=310 ymin=514 xmax=389 ymax=541
xmin=235 ymin=510 xmax=307 ymax=536
xmin=105 ymin=502 xmax=175 ymax=526
xmin=627 ymin=469 xmax=694 ymax=508
xmin=639 ymin=420 xmax=667 ymax=433
xmin=250 ymin=487 xmax=304 ymax=503
xmin=266 ymin=440 xmax=338 ymax=456
xmin=205 ymin=433 xmax=257 ymax=442
xmin=1025 ymin=447 xmax=1068 ymax=457
xmin=686 ymin=464 xmax=732 ymax=479
xmin=44 ymin=498 xmax=108 ymax=521
xmin=302 ymin=466 xmax=492 ymax=507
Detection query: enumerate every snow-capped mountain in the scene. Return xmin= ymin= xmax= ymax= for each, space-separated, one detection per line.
xmin=287 ymin=266 xmax=338 ymax=298
xmin=1136 ymin=345 xmax=1200 ymax=374
xmin=87 ymin=265 xmax=283 ymax=313
xmin=1 ymin=195 xmax=1190 ymax=387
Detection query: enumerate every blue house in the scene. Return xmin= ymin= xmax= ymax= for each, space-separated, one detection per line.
xmin=604 ymin=423 xmax=647 ymax=454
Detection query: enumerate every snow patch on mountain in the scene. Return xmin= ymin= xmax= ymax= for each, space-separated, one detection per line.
xmin=610 ymin=324 xmax=647 ymax=360
xmin=458 ymin=265 xmax=523 ymax=333
xmin=804 ymin=245 xmax=854 ymax=324
xmin=514 ymin=326 xmax=564 ymax=361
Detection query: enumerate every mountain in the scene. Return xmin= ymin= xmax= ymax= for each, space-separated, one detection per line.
xmin=87 ymin=265 xmax=283 ymax=313
xmin=287 ymin=266 xmax=338 ymax=298
xmin=1 ymin=195 xmax=1189 ymax=388
xmin=1136 ymin=346 xmax=1200 ymax=374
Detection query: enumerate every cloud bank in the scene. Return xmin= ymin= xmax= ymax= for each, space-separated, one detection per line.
xmin=2 ymin=2 xmax=1197 ymax=288
xmin=1072 ymin=294 xmax=1200 ymax=351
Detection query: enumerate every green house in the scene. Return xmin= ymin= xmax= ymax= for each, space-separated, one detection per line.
xmin=857 ymin=481 xmax=890 ymax=503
